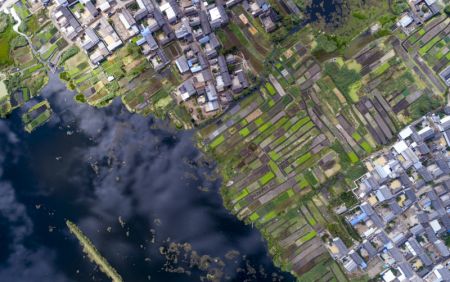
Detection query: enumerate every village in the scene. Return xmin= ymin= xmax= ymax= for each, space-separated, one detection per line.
xmin=328 ymin=112 xmax=450 ymax=281
xmin=0 ymin=0 xmax=449 ymax=280
xmin=48 ymin=0 xmax=287 ymax=118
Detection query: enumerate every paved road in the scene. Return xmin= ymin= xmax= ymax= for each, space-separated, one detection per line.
xmin=9 ymin=7 xmax=45 ymax=64
xmin=0 ymin=0 xmax=18 ymax=13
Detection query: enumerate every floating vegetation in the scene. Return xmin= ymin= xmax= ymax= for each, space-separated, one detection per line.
xmin=66 ymin=220 xmax=123 ymax=282
xmin=21 ymin=99 xmax=52 ymax=133
xmin=159 ymin=242 xmax=284 ymax=281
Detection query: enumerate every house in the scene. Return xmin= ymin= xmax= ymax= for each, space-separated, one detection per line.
xmin=231 ymin=69 xmax=249 ymax=93
xmin=134 ymin=8 xmax=148 ymax=21
xmin=249 ymin=0 xmax=270 ymax=16
xmin=375 ymin=186 xmax=393 ymax=202
xmin=178 ymin=79 xmax=196 ymax=101
xmin=417 ymin=166 xmax=433 ymax=182
xmin=208 ymin=5 xmax=228 ymax=29
xmin=96 ymin=0 xmax=111 ymax=12
xmin=202 ymin=33 xmax=220 ymax=59
xmin=84 ymin=0 xmax=99 ymax=17
xmin=259 ymin=11 xmax=276 ymax=32
xmin=206 ymin=81 xmax=218 ymax=102
xmin=88 ymin=42 xmax=109 ymax=65
xmin=159 ymin=24 xmax=175 ymax=45
xmin=225 ymin=0 xmax=243 ymax=8
xmin=137 ymin=0 xmax=154 ymax=13
xmin=362 ymin=240 xmax=377 ymax=259
xmin=205 ymin=100 xmax=219 ymax=112
xmin=200 ymin=11 xmax=212 ymax=35
xmin=175 ymin=18 xmax=192 ymax=40
xmin=259 ymin=9 xmax=279 ymax=32
xmin=427 ymin=264 xmax=450 ymax=282
xmin=93 ymin=18 xmax=123 ymax=52
xmin=439 ymin=65 xmax=450 ymax=87
xmin=332 ymin=238 xmax=349 ymax=259
xmin=160 ymin=2 xmax=177 ymax=24
xmin=175 ymin=55 xmax=190 ymax=74
xmin=56 ymin=0 xmax=68 ymax=6
xmin=398 ymin=262 xmax=415 ymax=279
xmin=184 ymin=5 xmax=198 ymax=16
xmin=398 ymin=14 xmax=413 ymax=28
xmin=136 ymin=27 xmax=158 ymax=55
xmin=54 ymin=6 xmax=82 ymax=40
xmin=418 ymin=126 xmax=435 ymax=141
xmin=430 ymin=219 xmax=443 ymax=233
xmin=349 ymin=250 xmax=367 ymax=269
xmin=79 ymin=28 xmax=100 ymax=52
xmin=149 ymin=49 xmax=169 ymax=71
xmin=433 ymin=240 xmax=450 ymax=257
xmin=146 ymin=16 xmax=162 ymax=33
xmin=216 ymin=55 xmax=231 ymax=89
xmin=118 ymin=8 xmax=139 ymax=35
xmin=343 ymin=257 xmax=358 ymax=272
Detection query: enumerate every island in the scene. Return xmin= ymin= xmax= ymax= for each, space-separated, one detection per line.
xmin=66 ymin=220 xmax=124 ymax=282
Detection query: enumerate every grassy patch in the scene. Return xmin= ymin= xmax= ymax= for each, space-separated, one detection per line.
xmin=295 ymin=152 xmax=312 ymax=166
xmin=0 ymin=15 xmax=17 ymax=69
xmin=300 ymin=230 xmax=317 ymax=243
xmin=348 ymin=152 xmax=359 ymax=163
xmin=352 ymin=132 xmax=361 ymax=141
xmin=360 ymin=141 xmax=372 ymax=153
xmin=269 ymin=151 xmax=281 ymax=161
xmin=259 ymin=171 xmax=275 ymax=185
xmin=210 ymin=135 xmax=225 ymax=149
xmin=265 ymin=82 xmax=277 ymax=95
xmin=324 ymin=62 xmax=361 ymax=102
xmin=239 ymin=127 xmax=251 ymax=137
xmin=249 ymin=212 xmax=260 ymax=222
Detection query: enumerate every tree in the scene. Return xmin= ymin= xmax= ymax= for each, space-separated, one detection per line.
xmin=128 ymin=2 xmax=139 ymax=11
xmin=10 ymin=36 xmax=27 ymax=49
xmin=315 ymin=34 xmax=338 ymax=53
xmin=445 ymin=5 xmax=450 ymax=16
xmin=409 ymin=94 xmax=442 ymax=120
xmin=75 ymin=93 xmax=86 ymax=103
xmin=392 ymin=0 xmax=409 ymax=15
xmin=443 ymin=234 xmax=450 ymax=247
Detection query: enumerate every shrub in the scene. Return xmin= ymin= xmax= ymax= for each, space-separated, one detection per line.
xmin=59 ymin=46 xmax=79 ymax=66
xmin=59 ymin=71 xmax=70 ymax=81
xmin=10 ymin=36 xmax=27 ymax=49
xmin=74 ymin=93 xmax=86 ymax=103
xmin=324 ymin=62 xmax=361 ymax=99
xmin=409 ymin=94 xmax=442 ymax=120
xmin=445 ymin=4 xmax=450 ymax=16
xmin=315 ymin=34 xmax=338 ymax=53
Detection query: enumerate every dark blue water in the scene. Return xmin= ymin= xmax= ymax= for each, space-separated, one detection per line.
xmin=305 ymin=0 xmax=345 ymax=25
xmin=289 ymin=0 xmax=344 ymax=36
xmin=0 ymin=74 xmax=294 ymax=281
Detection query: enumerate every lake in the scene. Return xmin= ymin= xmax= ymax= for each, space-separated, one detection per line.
xmin=0 ymin=74 xmax=294 ymax=281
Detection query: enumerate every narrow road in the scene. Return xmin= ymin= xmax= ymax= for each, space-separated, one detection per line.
xmin=7 ymin=7 xmax=57 ymax=72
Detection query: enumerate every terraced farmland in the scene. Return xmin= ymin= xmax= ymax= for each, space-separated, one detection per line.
xmin=199 ymin=47 xmax=361 ymax=277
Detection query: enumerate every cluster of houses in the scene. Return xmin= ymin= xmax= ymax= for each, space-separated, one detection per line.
xmin=396 ymin=0 xmax=442 ymax=34
xmin=328 ymin=113 xmax=450 ymax=281
xmin=49 ymin=0 xmax=283 ymax=115
xmin=227 ymin=0 xmax=280 ymax=32
xmin=169 ymin=0 xmax=249 ymax=114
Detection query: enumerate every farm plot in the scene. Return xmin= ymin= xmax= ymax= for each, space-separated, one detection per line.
xmin=200 ymin=74 xmax=359 ymax=278
xmin=409 ymin=17 xmax=450 ymax=80
xmin=61 ymin=44 xmax=190 ymax=127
